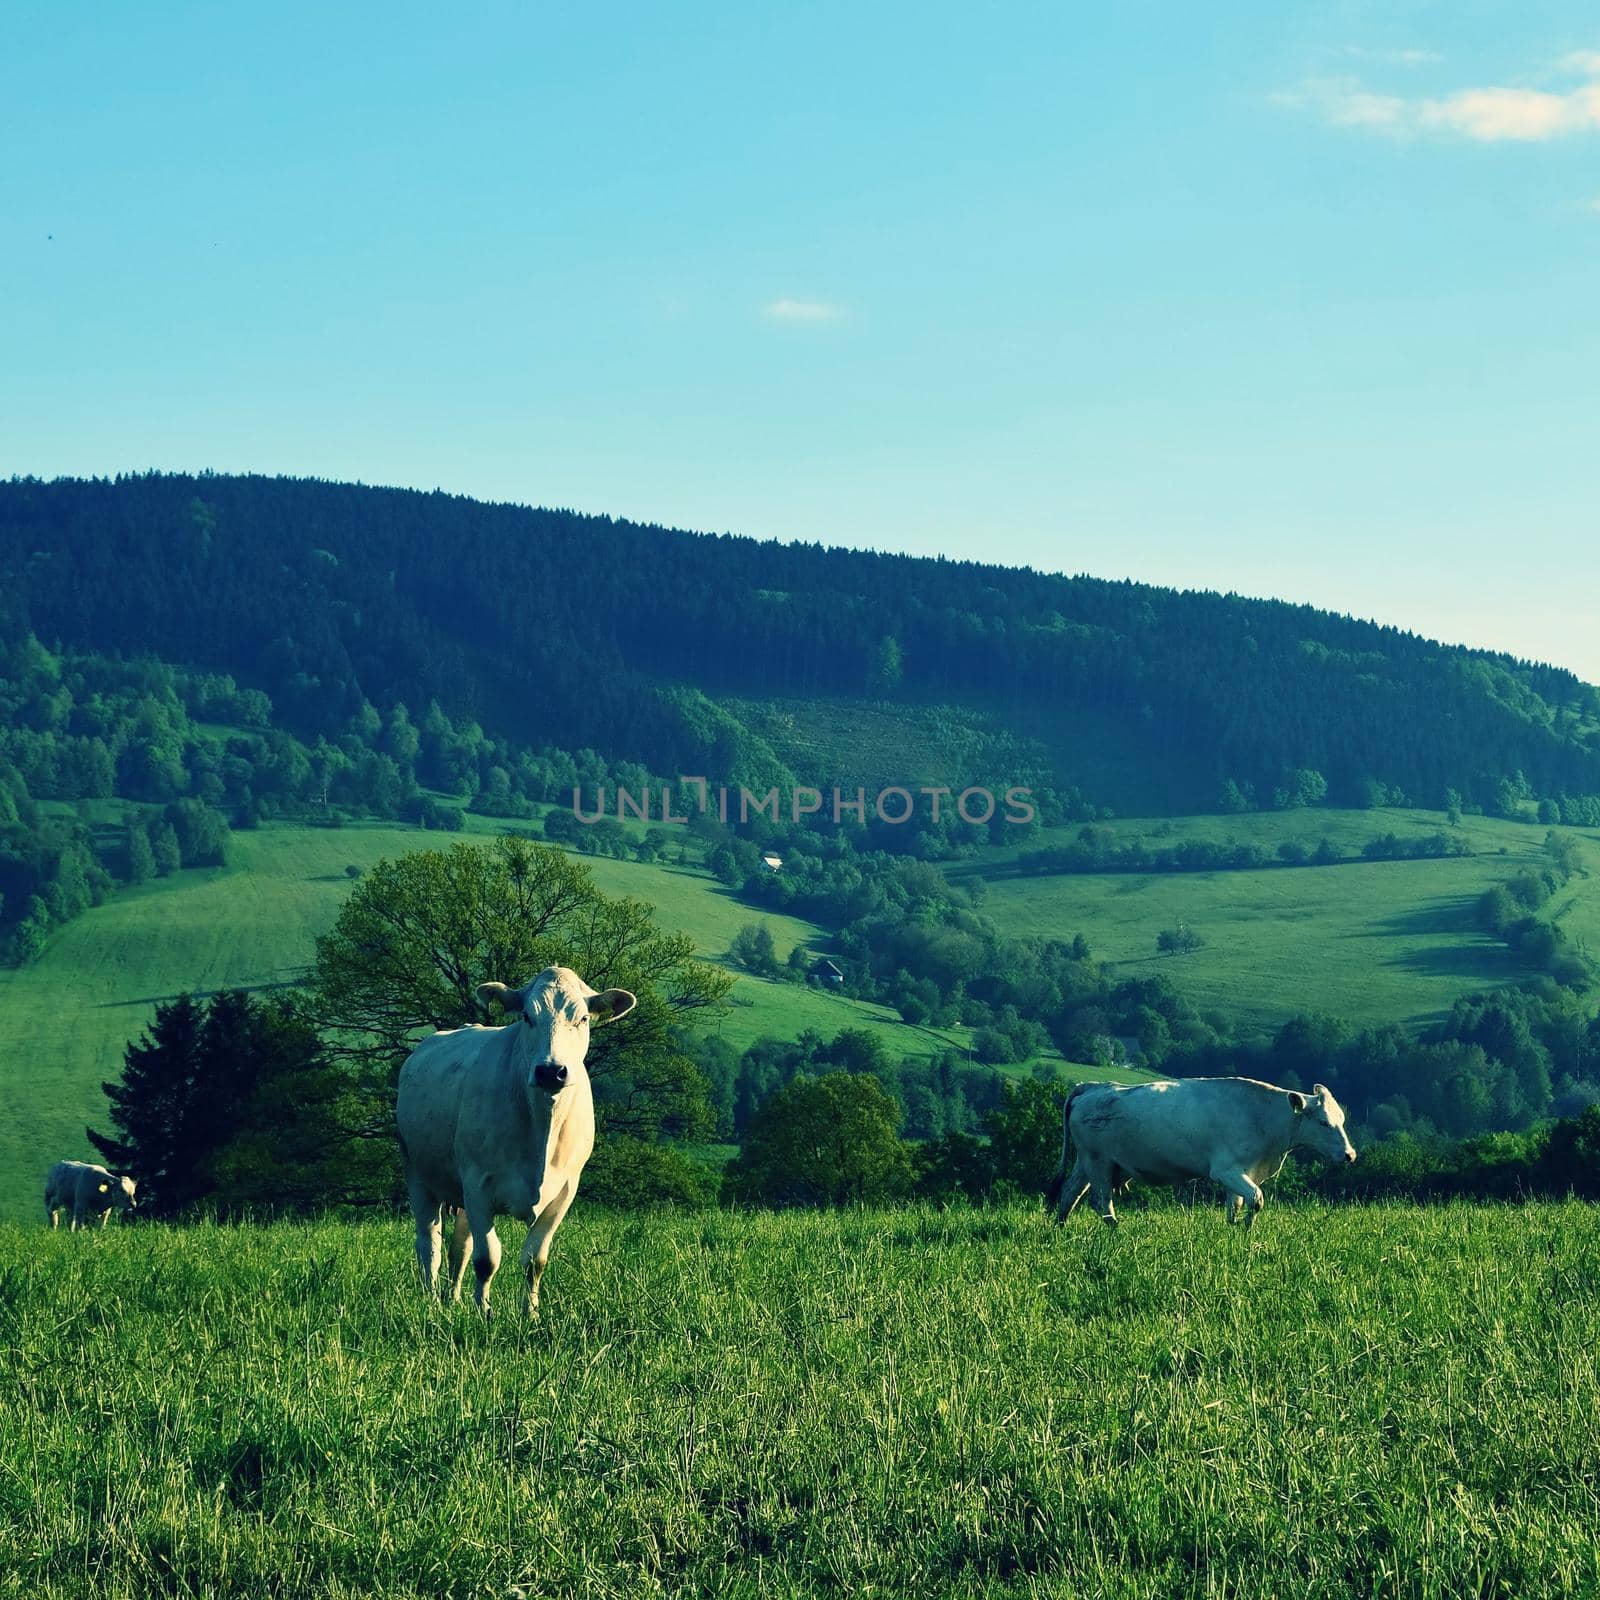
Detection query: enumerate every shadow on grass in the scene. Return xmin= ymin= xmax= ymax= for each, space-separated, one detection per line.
xmin=1369 ymin=896 xmax=1478 ymax=939
xmin=95 ymin=977 xmax=307 ymax=1008
xmin=1379 ymin=944 xmax=1514 ymax=983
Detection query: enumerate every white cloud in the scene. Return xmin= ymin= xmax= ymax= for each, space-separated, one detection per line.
xmin=1340 ymin=46 xmax=1442 ymax=66
xmin=763 ymin=298 xmax=842 ymax=323
xmin=1272 ymin=79 xmax=1407 ymax=131
xmin=1280 ymin=50 xmax=1600 ymax=142
xmin=1424 ymin=84 xmax=1596 ymax=141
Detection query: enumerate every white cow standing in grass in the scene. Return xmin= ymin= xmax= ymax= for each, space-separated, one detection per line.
xmin=1047 ymin=1076 xmax=1356 ymax=1227
xmin=395 ymin=965 xmax=634 ymax=1318
xmin=44 ymin=1161 xmax=138 ymax=1230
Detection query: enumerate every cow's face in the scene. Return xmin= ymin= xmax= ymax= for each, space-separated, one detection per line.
xmin=1290 ymin=1083 xmax=1357 ymax=1164
xmin=99 ymin=1175 xmax=137 ymax=1212
xmin=476 ymin=966 xmax=637 ymax=1095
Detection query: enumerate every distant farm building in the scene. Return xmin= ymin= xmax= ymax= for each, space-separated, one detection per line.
xmin=811 ymin=958 xmax=844 ymax=985
xmin=761 ymin=854 xmax=783 ymax=872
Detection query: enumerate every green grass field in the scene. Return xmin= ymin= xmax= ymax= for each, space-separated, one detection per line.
xmin=967 ymin=809 xmax=1600 ymax=1032
xmin=2 ymin=1202 xmax=1597 ymax=1598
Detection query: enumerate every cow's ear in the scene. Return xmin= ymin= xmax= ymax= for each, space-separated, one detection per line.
xmin=476 ymin=982 xmax=523 ymax=1015
xmin=586 ymin=988 xmax=636 ymax=1025
xmin=1287 ymin=1092 xmax=1307 ymax=1115
xmin=1312 ymin=1082 xmax=1331 ymax=1101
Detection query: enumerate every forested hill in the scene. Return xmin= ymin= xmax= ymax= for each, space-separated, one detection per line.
xmin=3 ymin=472 xmax=1597 ymax=815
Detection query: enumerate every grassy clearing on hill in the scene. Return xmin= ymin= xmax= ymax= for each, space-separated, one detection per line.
xmin=969 ymin=809 xmax=1600 ymax=1032
xmin=718 ymin=692 xmax=1203 ymax=813
xmin=1 ymin=1202 xmax=1597 ymax=1598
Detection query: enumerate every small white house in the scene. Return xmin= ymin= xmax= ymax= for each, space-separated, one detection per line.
xmin=761 ymin=854 xmax=783 ymax=872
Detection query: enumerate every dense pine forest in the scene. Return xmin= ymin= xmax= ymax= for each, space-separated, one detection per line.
xmin=3 ymin=472 xmax=1598 ymax=819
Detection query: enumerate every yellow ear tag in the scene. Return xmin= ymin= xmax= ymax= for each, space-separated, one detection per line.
xmin=98 ymin=1182 xmax=110 ymax=1192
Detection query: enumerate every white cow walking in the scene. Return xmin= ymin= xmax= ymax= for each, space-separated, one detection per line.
xmin=1047 ymin=1076 xmax=1356 ymax=1227
xmin=395 ymin=965 xmax=635 ymax=1318
xmin=44 ymin=1161 xmax=138 ymax=1230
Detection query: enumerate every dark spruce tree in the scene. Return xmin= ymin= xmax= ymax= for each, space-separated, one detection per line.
xmin=89 ymin=989 xmax=391 ymax=1216
xmin=88 ymin=992 xmax=207 ymax=1217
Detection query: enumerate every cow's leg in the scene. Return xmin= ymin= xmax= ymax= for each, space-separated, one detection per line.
xmin=445 ymin=1208 xmax=472 ymax=1304
xmin=1224 ymin=1193 xmax=1243 ymax=1225
xmin=99 ymin=1209 xmax=110 ymax=1230
xmin=1215 ymin=1171 xmax=1264 ymax=1228
xmin=1054 ymin=1159 xmax=1092 ymax=1223
xmin=415 ymin=1207 xmax=445 ymax=1292
xmin=520 ymin=1185 xmax=574 ymax=1319
xmin=1086 ymin=1158 xmax=1120 ymax=1226
xmin=405 ymin=1170 xmax=445 ymax=1294
xmin=463 ymin=1192 xmax=502 ymax=1318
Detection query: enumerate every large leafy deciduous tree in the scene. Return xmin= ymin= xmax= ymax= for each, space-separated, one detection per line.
xmin=310 ymin=834 xmax=733 ymax=1142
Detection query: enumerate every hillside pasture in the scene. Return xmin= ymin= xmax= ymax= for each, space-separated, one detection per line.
xmin=0 ymin=1202 xmax=1596 ymax=1598
xmin=969 ymin=809 xmax=1600 ymax=1032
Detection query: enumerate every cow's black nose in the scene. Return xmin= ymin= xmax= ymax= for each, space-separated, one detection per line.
xmin=534 ymin=1061 xmax=568 ymax=1091
xmin=1345 ymin=1151 xmax=1357 ymax=1164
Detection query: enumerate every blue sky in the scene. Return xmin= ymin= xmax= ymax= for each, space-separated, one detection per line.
xmin=4 ymin=1 xmax=1598 ymax=682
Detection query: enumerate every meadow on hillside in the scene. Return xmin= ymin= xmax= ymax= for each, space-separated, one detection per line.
xmin=1 ymin=1202 xmax=1597 ymax=1598
xmin=972 ymin=809 xmax=1600 ymax=1031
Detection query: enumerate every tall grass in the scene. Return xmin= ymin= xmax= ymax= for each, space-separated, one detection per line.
xmin=2 ymin=1202 xmax=1597 ymax=1597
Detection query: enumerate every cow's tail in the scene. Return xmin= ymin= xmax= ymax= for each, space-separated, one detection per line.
xmin=1043 ymin=1082 xmax=1089 ymax=1209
